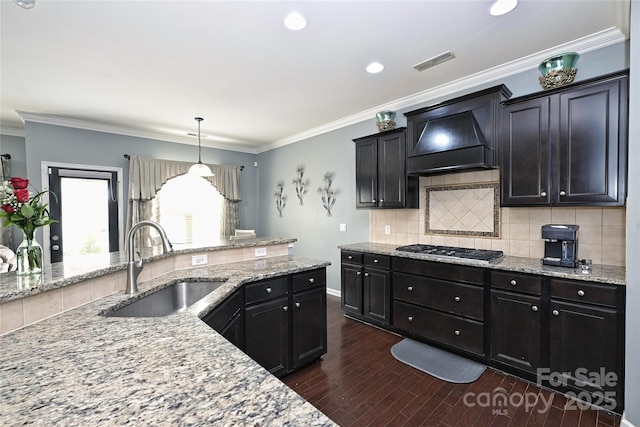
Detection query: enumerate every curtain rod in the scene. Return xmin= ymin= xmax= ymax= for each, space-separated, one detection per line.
xmin=1 ymin=154 xmax=11 ymax=159
xmin=123 ymin=154 xmax=244 ymax=170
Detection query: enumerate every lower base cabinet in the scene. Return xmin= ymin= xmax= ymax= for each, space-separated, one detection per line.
xmin=203 ymin=268 xmax=327 ymax=378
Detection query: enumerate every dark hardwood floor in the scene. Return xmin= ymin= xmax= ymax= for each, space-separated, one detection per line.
xmin=283 ymin=295 xmax=621 ymax=427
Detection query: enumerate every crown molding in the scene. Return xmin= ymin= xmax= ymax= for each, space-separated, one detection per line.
xmin=14 ymin=111 xmax=259 ymax=154
xmin=258 ymin=27 xmax=626 ymax=153
xmin=0 ymin=125 xmax=25 ymax=138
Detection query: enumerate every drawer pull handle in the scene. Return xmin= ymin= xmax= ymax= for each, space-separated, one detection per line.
xmin=553 ymin=310 xmax=560 ymax=316
xmin=407 ymin=286 xmax=413 ymax=291
xmin=283 ymin=306 xmax=288 ymax=311
xmin=454 ymin=296 xmax=461 ymax=302
xmin=531 ymin=305 xmax=539 ymax=312
xmin=577 ymin=290 xmax=585 ymax=297
xmin=308 ymin=278 xmax=315 ymax=283
xmin=454 ymin=330 xmax=460 ymax=336
xmin=373 ymin=259 xmax=379 ymax=263
xmin=510 ymin=280 xmax=517 ymax=286
xmin=266 ymin=287 xmax=272 ymax=293
xmin=295 ymin=302 xmax=301 ymax=308
xmin=408 ymin=316 xmax=413 ymax=322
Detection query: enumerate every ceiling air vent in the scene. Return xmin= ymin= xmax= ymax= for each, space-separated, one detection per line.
xmin=413 ymin=51 xmax=456 ymax=72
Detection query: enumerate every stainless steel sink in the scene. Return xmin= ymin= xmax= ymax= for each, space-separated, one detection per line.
xmin=106 ymin=281 xmax=225 ymax=317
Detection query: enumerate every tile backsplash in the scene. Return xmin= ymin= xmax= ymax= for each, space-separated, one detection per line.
xmin=369 ymin=170 xmax=626 ymax=267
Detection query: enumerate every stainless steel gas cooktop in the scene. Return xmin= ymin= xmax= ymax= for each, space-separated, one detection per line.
xmin=395 ymin=244 xmax=504 ymax=264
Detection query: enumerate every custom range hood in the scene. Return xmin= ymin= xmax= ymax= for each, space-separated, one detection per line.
xmin=405 ymin=85 xmax=512 ymax=175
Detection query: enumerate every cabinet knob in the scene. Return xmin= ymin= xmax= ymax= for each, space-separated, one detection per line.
xmin=531 ymin=305 xmax=539 ymax=312
xmin=510 ymin=279 xmax=517 ymax=286
xmin=357 ymin=271 xmax=362 ymax=276
xmin=364 ymin=272 xmax=369 ymax=277
xmin=553 ymin=309 xmax=560 ymax=316
xmin=295 ymin=302 xmax=301 ymax=308
xmin=372 ymin=199 xmax=376 ymax=203
xmin=454 ymin=330 xmax=460 ymax=336
xmin=283 ymin=306 xmax=288 ymax=311
xmin=308 ymin=277 xmax=315 ymax=283
xmin=454 ymin=296 xmax=461 ymax=302
xmin=348 ymin=255 xmax=353 ymax=260
xmin=380 ymin=199 xmax=384 ymax=203
xmin=407 ymin=286 xmax=413 ymax=291
xmin=408 ymin=316 xmax=413 ymax=322
xmin=540 ymin=191 xmax=547 ymax=197
xmin=560 ymin=191 xmax=566 ymax=196
xmin=373 ymin=259 xmax=379 ymax=263
xmin=577 ymin=290 xmax=585 ymax=297
xmin=266 ymin=287 xmax=272 ymax=293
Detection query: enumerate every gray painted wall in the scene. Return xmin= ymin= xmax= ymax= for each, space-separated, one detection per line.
xmin=258 ymin=41 xmax=629 ymax=295
xmin=624 ymin=1 xmax=638 ymax=425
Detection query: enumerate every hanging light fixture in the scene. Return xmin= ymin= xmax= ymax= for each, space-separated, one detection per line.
xmin=188 ymin=117 xmax=214 ymax=177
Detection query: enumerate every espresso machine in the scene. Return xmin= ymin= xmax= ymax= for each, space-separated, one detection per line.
xmin=541 ymin=224 xmax=579 ymax=268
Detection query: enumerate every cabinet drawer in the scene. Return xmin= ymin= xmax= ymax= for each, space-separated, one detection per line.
xmin=293 ymin=268 xmax=326 ymax=292
xmin=245 ymin=277 xmax=289 ymax=305
xmin=393 ymin=301 xmax=484 ymax=355
xmin=393 ymin=272 xmax=484 ymax=321
xmin=364 ymin=254 xmax=390 ymax=269
xmin=341 ymin=251 xmax=363 ymax=264
xmin=491 ymin=271 xmax=542 ymax=295
xmin=392 ymin=257 xmax=484 ymax=286
xmin=550 ymin=279 xmax=618 ymax=308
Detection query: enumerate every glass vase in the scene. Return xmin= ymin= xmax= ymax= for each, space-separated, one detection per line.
xmin=16 ymin=232 xmax=43 ymax=276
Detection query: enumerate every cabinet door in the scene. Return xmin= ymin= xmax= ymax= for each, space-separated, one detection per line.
xmin=490 ymin=290 xmax=541 ymax=374
xmin=218 ymin=310 xmax=245 ymax=351
xmin=341 ymin=264 xmax=363 ymax=315
xmin=355 ymin=138 xmax=378 ymax=208
xmin=500 ymin=96 xmax=552 ymax=206
xmin=363 ymin=268 xmax=391 ymax=324
xmin=292 ymin=287 xmax=327 ymax=369
xmin=549 ymin=300 xmax=620 ymax=405
xmin=245 ymin=296 xmax=290 ymax=377
xmin=377 ymin=131 xmax=406 ymax=208
xmin=557 ymin=77 xmax=627 ymax=205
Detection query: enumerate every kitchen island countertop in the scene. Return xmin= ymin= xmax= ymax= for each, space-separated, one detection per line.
xmin=339 ymin=242 xmax=625 ymax=285
xmin=0 ymin=255 xmax=335 ymax=426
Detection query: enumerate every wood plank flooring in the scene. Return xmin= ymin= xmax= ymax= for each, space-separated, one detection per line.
xmin=283 ymin=295 xmax=621 ymax=427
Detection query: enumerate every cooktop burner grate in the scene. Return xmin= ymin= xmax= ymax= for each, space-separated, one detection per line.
xmin=395 ymin=244 xmax=504 ymax=263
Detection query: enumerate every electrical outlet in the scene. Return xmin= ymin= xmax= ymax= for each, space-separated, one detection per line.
xmin=191 ymin=254 xmax=208 ymax=266
xmin=339 ymin=223 xmax=347 ymax=232
xmin=255 ymin=247 xmax=267 ymax=257
xmin=384 ymin=225 xmax=391 ymax=235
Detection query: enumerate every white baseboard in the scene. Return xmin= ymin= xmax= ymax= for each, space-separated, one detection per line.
xmin=326 ymin=288 xmax=341 ymax=297
xmin=621 ymin=413 xmax=636 ymax=427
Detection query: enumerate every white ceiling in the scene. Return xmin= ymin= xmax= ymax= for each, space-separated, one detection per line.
xmin=0 ymin=0 xmax=630 ymax=154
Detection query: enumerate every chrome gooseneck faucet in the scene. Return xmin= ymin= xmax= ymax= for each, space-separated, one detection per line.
xmin=125 ymin=220 xmax=173 ymax=294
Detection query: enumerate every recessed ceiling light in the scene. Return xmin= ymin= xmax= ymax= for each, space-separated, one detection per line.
xmin=14 ymin=0 xmax=35 ymax=9
xmin=489 ymin=0 xmax=518 ymax=16
xmin=366 ymin=62 xmax=384 ymax=74
xmin=284 ymin=12 xmax=307 ymax=31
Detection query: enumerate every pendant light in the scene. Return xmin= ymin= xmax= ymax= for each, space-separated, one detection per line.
xmin=188 ymin=117 xmax=214 ymax=177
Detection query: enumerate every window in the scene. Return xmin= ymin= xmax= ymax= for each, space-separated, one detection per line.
xmin=151 ymin=173 xmax=224 ymax=246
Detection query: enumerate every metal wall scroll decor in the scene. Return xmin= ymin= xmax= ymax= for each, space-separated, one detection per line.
xmin=292 ymin=165 xmax=310 ymax=205
xmin=318 ymin=172 xmax=337 ymax=217
xmin=274 ymin=181 xmax=287 ymax=217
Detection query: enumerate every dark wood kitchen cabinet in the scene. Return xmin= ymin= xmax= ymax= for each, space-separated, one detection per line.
xmin=354 ymin=128 xmax=418 ymax=209
xmin=391 ymin=257 xmax=485 ymax=356
xmin=490 ymin=271 xmax=543 ymax=375
xmin=202 ymin=288 xmax=245 ymax=351
xmin=340 ymin=251 xmax=391 ymax=326
xmin=500 ymin=70 xmax=628 ymax=206
xmin=547 ymin=278 xmax=624 ymax=412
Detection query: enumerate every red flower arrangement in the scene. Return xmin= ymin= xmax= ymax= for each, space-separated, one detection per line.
xmin=0 ymin=177 xmax=56 ymax=241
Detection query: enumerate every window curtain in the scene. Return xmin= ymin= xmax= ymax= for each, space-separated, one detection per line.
xmin=127 ymin=156 xmax=242 ymax=248
xmin=0 ymin=155 xmax=13 ymax=249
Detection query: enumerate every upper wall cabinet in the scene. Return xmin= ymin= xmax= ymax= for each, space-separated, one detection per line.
xmin=353 ymin=128 xmax=418 ymax=209
xmin=500 ymin=70 xmax=629 ymax=207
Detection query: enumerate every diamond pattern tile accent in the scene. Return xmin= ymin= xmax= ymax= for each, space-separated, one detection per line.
xmin=426 ymin=183 xmax=499 ymax=237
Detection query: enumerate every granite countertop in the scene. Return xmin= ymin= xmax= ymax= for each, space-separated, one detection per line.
xmin=0 ymin=255 xmax=335 ymax=426
xmin=0 ymin=236 xmax=296 ymax=304
xmin=339 ymin=242 xmax=626 ymax=286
